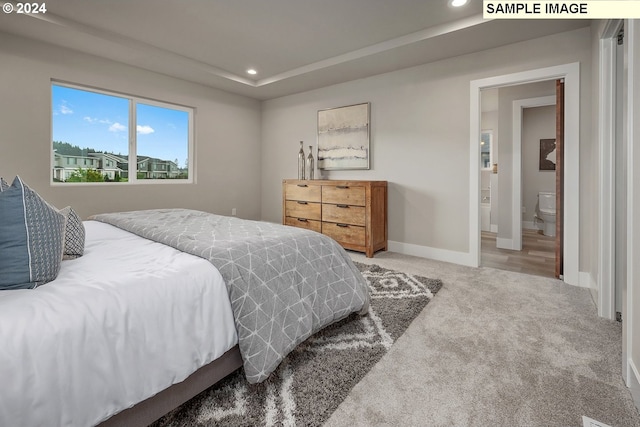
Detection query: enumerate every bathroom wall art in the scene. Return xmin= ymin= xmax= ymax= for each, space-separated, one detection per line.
xmin=317 ymin=102 xmax=370 ymax=170
xmin=539 ymin=138 xmax=556 ymax=171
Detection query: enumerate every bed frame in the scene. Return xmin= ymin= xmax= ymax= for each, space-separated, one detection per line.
xmin=98 ymin=346 xmax=243 ymax=427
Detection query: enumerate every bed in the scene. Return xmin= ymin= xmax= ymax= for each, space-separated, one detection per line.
xmin=0 ymin=196 xmax=369 ymax=426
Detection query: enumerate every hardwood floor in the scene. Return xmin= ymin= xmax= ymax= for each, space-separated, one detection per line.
xmin=481 ymin=229 xmax=556 ymax=278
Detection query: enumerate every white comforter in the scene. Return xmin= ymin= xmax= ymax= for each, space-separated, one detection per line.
xmin=0 ymin=221 xmax=238 ymax=427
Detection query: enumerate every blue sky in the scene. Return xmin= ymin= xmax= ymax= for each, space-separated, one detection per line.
xmin=52 ymin=85 xmax=189 ymax=168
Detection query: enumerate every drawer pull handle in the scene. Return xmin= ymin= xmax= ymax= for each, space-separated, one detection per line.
xmin=297 ymin=201 xmax=308 ymax=205
xmin=297 ymin=218 xmax=308 ymax=222
xmin=337 ymin=204 xmax=349 ymax=208
xmin=336 ymin=223 xmax=349 ymax=228
xmin=297 ymin=184 xmax=308 ymax=187
xmin=336 ymin=185 xmax=349 ymax=189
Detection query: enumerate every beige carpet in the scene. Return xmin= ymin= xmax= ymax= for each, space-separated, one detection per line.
xmin=325 ymin=251 xmax=640 ymax=427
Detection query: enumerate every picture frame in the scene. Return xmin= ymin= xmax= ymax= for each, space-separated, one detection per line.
xmin=539 ymin=138 xmax=556 ymax=171
xmin=317 ymin=102 xmax=370 ymax=170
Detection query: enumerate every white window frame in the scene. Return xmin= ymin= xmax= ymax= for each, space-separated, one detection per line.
xmin=51 ymin=81 xmax=195 ymax=185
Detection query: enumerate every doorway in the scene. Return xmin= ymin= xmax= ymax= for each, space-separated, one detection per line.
xmin=479 ymin=89 xmax=559 ymax=279
xmin=469 ymin=63 xmax=580 ymax=287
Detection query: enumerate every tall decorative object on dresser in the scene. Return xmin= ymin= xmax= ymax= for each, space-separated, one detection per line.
xmin=282 ymin=179 xmax=387 ymax=257
xmin=306 ymin=146 xmax=314 ymax=180
xmin=297 ymin=141 xmax=305 ymax=180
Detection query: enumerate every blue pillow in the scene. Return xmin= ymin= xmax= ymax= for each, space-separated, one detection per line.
xmin=0 ymin=176 xmax=66 ymax=290
xmin=0 ymin=177 xmax=8 ymax=192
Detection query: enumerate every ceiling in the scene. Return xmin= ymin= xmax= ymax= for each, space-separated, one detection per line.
xmin=0 ymin=0 xmax=589 ymax=100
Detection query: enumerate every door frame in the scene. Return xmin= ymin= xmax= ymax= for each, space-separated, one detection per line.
xmin=511 ymin=95 xmax=557 ymax=251
xmin=598 ymin=19 xmax=623 ymax=321
xmin=600 ymin=20 xmax=640 ymax=399
xmin=469 ymin=63 xmax=580 ymax=286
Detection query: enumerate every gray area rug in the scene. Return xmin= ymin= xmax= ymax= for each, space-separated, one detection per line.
xmin=152 ymin=263 xmax=442 ymax=427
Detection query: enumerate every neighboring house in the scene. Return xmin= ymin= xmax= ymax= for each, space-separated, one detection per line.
xmin=52 ymin=152 xmax=179 ymax=181
xmin=135 ymin=157 xmax=180 ymax=179
xmin=52 ymin=152 xmax=122 ymax=181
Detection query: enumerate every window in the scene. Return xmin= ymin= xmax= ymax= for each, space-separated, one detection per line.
xmin=51 ymin=83 xmax=194 ymax=184
xmin=480 ymin=130 xmax=493 ymax=170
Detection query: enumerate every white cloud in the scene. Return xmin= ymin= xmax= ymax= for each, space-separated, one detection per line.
xmin=84 ymin=117 xmax=112 ymax=125
xmin=109 ymin=122 xmax=127 ymax=132
xmin=136 ymin=125 xmax=155 ymax=135
xmin=59 ymin=104 xmax=73 ymax=115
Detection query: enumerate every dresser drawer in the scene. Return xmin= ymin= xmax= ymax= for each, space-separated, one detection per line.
xmin=285 ymin=183 xmax=321 ymax=202
xmin=322 ymin=204 xmax=365 ymax=226
xmin=284 ymin=217 xmax=321 ymax=233
xmin=322 ymin=222 xmax=366 ymax=246
xmin=284 ymin=200 xmax=321 ymax=220
xmin=322 ymin=185 xmax=365 ymax=206
xmin=283 ymin=179 xmax=386 ymax=258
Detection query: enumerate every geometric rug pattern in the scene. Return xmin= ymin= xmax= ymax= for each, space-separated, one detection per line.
xmin=152 ymin=263 xmax=442 ymax=427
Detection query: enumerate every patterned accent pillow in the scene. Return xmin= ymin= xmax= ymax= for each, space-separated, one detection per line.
xmin=0 ymin=176 xmax=66 ymax=290
xmin=0 ymin=177 xmax=8 ymax=192
xmin=59 ymin=206 xmax=85 ymax=259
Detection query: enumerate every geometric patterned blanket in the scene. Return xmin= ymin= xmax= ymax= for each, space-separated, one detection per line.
xmin=90 ymin=209 xmax=370 ymax=383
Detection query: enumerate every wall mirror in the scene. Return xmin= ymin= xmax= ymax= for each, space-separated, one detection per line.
xmin=480 ymin=130 xmax=493 ymax=170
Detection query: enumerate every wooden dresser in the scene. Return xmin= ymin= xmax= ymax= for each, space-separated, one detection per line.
xmin=282 ymin=179 xmax=387 ymax=257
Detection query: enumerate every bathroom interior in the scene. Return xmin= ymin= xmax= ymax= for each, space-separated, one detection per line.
xmin=480 ymin=84 xmax=557 ymax=279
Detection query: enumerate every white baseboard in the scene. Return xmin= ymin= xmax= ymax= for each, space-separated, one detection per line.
xmin=387 ymin=240 xmax=475 ymax=267
xmin=628 ymin=359 xmax=640 ymax=410
xmin=577 ymin=271 xmax=594 ymax=290
xmin=496 ymin=237 xmax=518 ymax=250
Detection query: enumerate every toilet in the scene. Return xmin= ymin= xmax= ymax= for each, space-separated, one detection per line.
xmin=536 ymin=192 xmax=556 ymax=237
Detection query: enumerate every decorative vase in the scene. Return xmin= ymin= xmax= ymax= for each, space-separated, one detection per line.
xmin=298 ymin=141 xmax=305 ymax=180
xmin=306 ymin=145 xmax=314 ymax=180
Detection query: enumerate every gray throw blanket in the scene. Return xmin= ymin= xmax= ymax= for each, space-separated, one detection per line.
xmin=91 ymin=209 xmax=369 ymax=383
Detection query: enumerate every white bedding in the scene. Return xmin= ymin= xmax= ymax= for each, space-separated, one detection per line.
xmin=0 ymin=221 xmax=238 ymax=427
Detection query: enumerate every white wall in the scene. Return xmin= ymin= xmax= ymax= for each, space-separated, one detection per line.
xmin=522 ymin=105 xmax=556 ymax=226
xmin=588 ymin=20 xmax=606 ymax=304
xmin=589 ymin=19 xmax=640 ymax=410
xmin=627 ymin=18 xmax=640 ymax=409
xmin=261 ymin=27 xmax=592 ymax=263
xmin=0 ymin=32 xmax=262 ymax=220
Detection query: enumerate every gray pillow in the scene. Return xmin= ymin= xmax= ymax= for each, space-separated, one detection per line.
xmin=59 ymin=206 xmax=85 ymax=259
xmin=0 ymin=177 xmax=8 ymax=192
xmin=0 ymin=176 xmax=66 ymax=290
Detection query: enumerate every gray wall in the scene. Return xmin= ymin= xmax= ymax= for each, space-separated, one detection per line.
xmin=496 ymin=81 xmax=556 ymax=242
xmin=0 ymin=27 xmax=596 ymax=272
xmin=0 ymin=32 xmax=262 ymax=220
xmin=522 ymin=106 xmax=556 ymax=226
xmin=261 ymin=27 xmax=592 ymax=262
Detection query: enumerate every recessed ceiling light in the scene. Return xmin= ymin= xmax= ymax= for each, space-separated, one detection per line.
xmin=247 ymin=69 xmax=257 ymax=75
xmin=450 ymin=0 xmax=468 ymax=7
